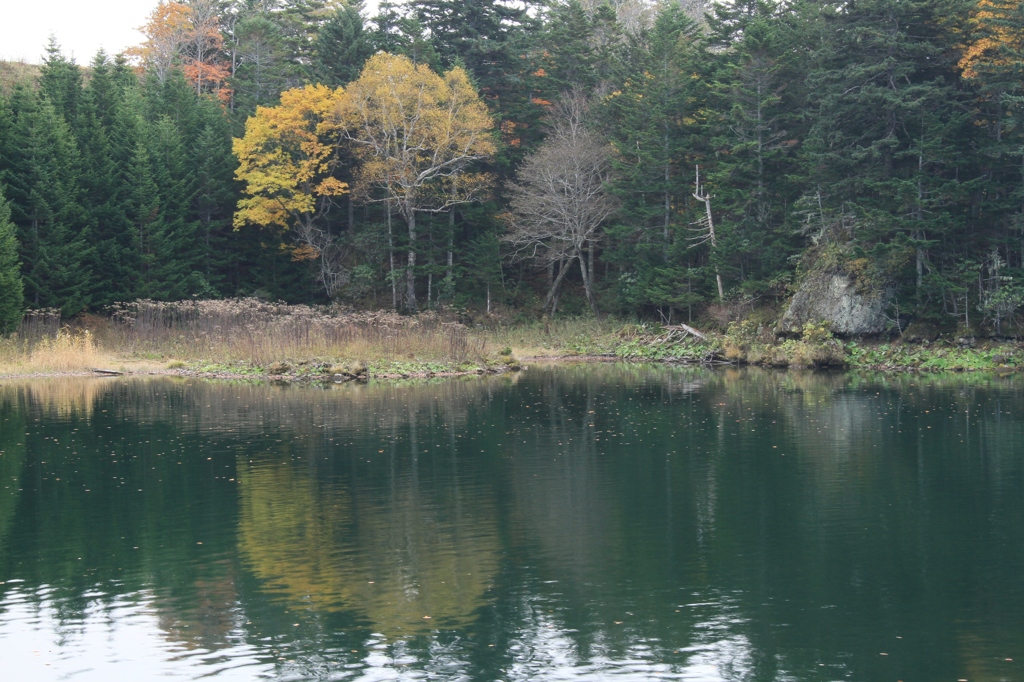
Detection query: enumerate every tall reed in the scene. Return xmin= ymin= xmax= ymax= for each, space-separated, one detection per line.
xmin=105 ymin=298 xmax=485 ymax=365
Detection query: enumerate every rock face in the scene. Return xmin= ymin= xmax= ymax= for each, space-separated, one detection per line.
xmin=780 ymin=272 xmax=891 ymax=336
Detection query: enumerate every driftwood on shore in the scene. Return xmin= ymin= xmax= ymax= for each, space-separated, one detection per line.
xmin=655 ymin=324 xmax=707 ymax=342
xmin=91 ymin=368 xmax=123 ymax=375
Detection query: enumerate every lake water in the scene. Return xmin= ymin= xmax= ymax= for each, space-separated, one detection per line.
xmin=1 ymin=366 xmax=1022 ymax=681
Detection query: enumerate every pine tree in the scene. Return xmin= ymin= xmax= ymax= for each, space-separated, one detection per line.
xmin=77 ymin=51 xmax=140 ymax=306
xmin=706 ymin=1 xmax=804 ymax=296
xmin=38 ymin=38 xmax=83 ymax=123
xmin=0 ymin=186 xmax=24 ymax=334
xmin=603 ymin=4 xmax=705 ymax=314
xmin=801 ymin=0 xmax=969 ymax=310
xmin=0 ymin=87 xmax=91 ymax=315
xmin=314 ymin=2 xmax=372 ymax=86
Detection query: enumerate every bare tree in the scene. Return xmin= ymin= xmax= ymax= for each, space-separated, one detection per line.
xmin=504 ymin=92 xmax=617 ymax=318
xmin=690 ymin=165 xmax=724 ymax=301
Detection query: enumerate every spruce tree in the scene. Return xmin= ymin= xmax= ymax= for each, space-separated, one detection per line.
xmin=314 ymin=2 xmax=372 ymax=86
xmin=138 ymin=115 xmax=209 ymax=300
xmin=232 ymin=13 xmax=290 ymax=116
xmin=192 ymin=121 xmax=239 ymax=295
xmin=38 ymin=38 xmax=82 ymax=124
xmin=706 ymin=1 xmax=804 ymax=296
xmin=604 ymin=4 xmax=705 ymax=313
xmin=801 ymin=0 xmax=968 ymax=311
xmin=0 ymin=186 xmax=24 ymax=334
xmin=78 ymin=51 xmax=139 ymax=306
xmin=0 ymin=87 xmax=91 ymax=315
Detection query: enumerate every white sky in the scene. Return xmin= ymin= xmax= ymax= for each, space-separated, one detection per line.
xmin=0 ymin=0 xmax=160 ymax=63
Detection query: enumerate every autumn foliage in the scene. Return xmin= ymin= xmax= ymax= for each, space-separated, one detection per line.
xmin=233 ymin=84 xmax=348 ymax=231
xmin=959 ymin=0 xmax=1024 ymax=79
xmin=130 ymin=0 xmax=230 ymax=100
xmin=233 ymin=52 xmax=495 ymax=305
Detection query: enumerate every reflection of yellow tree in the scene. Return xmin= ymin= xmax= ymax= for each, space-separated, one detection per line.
xmin=237 ymin=456 xmax=500 ymax=636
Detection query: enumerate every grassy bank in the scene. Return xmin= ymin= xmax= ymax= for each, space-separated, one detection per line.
xmin=1 ymin=299 xmax=1021 ymax=380
xmin=0 ymin=300 xmax=506 ymax=380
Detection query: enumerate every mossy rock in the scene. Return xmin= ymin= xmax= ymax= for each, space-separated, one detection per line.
xmin=780 ymin=271 xmax=892 ymax=336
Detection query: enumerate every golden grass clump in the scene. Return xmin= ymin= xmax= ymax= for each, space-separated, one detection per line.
xmin=0 ymin=310 xmax=105 ymax=375
xmin=28 ymin=328 xmax=100 ymax=372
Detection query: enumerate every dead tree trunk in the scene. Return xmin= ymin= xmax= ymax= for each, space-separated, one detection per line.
xmin=690 ymin=165 xmax=725 ymax=301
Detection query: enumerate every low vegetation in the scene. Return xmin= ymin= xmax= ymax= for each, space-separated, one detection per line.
xmin=4 ymin=299 xmax=1019 ymax=380
xmin=1 ymin=300 xmax=496 ymax=379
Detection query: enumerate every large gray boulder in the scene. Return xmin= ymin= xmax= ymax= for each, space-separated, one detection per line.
xmin=779 ymin=271 xmax=892 ymax=336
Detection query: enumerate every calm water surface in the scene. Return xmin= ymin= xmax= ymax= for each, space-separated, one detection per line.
xmin=0 ymin=366 xmax=1023 ymax=681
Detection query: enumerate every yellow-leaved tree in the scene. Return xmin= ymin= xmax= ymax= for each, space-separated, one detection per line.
xmin=340 ymin=53 xmax=496 ymax=312
xmin=233 ymin=84 xmax=349 ymax=297
xmin=959 ymin=0 xmax=1024 ymax=81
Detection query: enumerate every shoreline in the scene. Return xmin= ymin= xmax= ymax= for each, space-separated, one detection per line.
xmin=2 ymin=349 xmax=1021 ymax=383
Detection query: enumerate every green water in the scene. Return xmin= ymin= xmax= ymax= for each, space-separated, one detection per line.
xmin=0 ymin=366 xmax=1022 ymax=681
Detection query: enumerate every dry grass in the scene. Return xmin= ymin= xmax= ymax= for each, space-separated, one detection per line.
xmin=1 ymin=300 xmax=493 ymax=376
xmin=0 ymin=310 xmax=111 ymax=375
xmin=2 ymin=301 xmax=633 ymax=377
xmin=0 ymin=60 xmax=41 ymax=93
xmin=28 ymin=329 xmax=102 ymax=371
xmin=99 ymin=299 xmax=486 ymax=366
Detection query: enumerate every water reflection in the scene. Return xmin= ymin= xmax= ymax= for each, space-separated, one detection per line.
xmin=0 ymin=368 xmax=1022 ymax=680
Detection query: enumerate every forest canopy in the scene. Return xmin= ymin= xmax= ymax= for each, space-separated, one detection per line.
xmin=1 ymin=0 xmax=1024 ymax=334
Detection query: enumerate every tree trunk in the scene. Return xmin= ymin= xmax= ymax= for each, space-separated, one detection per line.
xmin=577 ymin=247 xmax=600 ymax=318
xmin=916 ymin=246 xmax=924 ymax=291
xmin=387 ymin=202 xmax=396 ymax=309
xmin=447 ymin=209 xmax=455 ymax=285
xmin=588 ymin=240 xmax=595 ymax=292
xmin=406 ymin=210 xmax=417 ymax=312
xmin=543 ymin=258 xmax=572 ymax=315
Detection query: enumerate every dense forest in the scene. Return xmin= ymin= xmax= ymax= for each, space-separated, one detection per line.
xmin=1 ymin=0 xmax=1024 ymax=335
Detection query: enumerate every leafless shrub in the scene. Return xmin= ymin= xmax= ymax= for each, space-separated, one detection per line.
xmin=17 ymin=309 xmax=62 ymax=349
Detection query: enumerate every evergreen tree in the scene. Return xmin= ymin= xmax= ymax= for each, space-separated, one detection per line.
xmin=77 ymin=52 xmax=140 ymax=306
xmin=314 ymin=1 xmax=372 ymax=86
xmin=603 ymin=4 xmax=705 ymax=314
xmin=801 ymin=0 xmax=969 ymax=311
xmin=0 ymin=186 xmax=24 ymax=334
xmin=139 ymin=115 xmax=210 ymax=300
xmin=0 ymin=87 xmax=91 ymax=315
xmin=232 ymin=12 xmax=290 ymax=115
xmin=706 ymin=0 xmax=804 ymax=296
xmin=192 ymin=120 xmax=239 ymax=294
xmin=38 ymin=38 xmax=83 ymax=123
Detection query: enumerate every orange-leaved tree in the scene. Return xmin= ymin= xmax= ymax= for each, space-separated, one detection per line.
xmin=180 ymin=0 xmax=231 ymax=100
xmin=233 ymin=84 xmax=350 ymax=297
xmin=128 ymin=0 xmax=192 ymax=85
xmin=339 ymin=52 xmax=496 ymax=312
xmin=130 ymin=0 xmax=230 ymax=100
